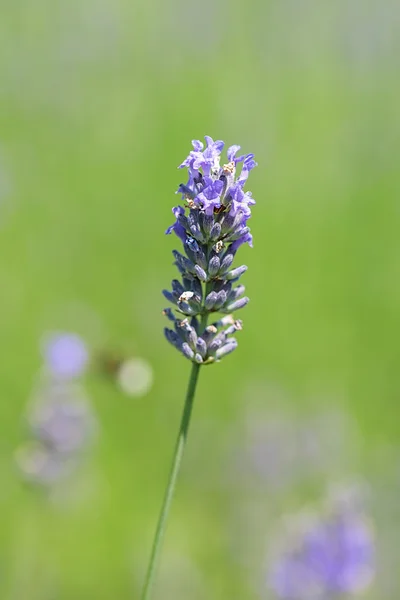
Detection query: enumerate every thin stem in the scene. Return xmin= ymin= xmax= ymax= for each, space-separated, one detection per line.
xmin=140 ymin=325 xmax=206 ymax=600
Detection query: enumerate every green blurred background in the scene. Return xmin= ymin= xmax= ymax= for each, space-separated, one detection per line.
xmin=1 ymin=0 xmax=400 ymax=598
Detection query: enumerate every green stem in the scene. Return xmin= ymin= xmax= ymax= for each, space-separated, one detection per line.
xmin=140 ymin=317 xmax=207 ymax=600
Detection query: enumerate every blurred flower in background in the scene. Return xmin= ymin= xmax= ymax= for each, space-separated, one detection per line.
xmin=16 ymin=383 xmax=97 ymax=487
xmin=224 ymin=381 xmax=370 ymax=595
xmin=41 ymin=332 xmax=89 ymax=379
xmin=15 ymin=440 xmax=76 ymax=487
xmin=228 ymin=383 xmax=362 ymax=494
xmin=27 ymin=380 xmax=97 ymax=456
xmin=16 ymin=333 xmax=97 ymax=488
xmin=267 ymin=485 xmax=375 ymax=599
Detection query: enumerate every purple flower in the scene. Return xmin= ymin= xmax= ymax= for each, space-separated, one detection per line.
xmin=238 ymin=153 xmax=257 ymax=186
xmin=269 ymin=506 xmax=375 ymax=599
xmin=29 ymin=384 xmax=96 ymax=454
xmin=303 ymin=514 xmax=374 ymax=594
xmin=227 ymin=144 xmax=244 ymax=163
xmin=201 ymin=135 xmax=225 ymax=176
xmin=270 ymin=555 xmax=319 ymax=600
xmin=163 ymin=135 xmax=257 ymax=364
xmin=165 ymin=206 xmax=187 ymax=243
xmin=15 ymin=441 xmax=76 ymax=485
xmin=170 ymin=135 xmax=257 ymax=241
xmin=194 ymin=178 xmax=225 ymax=215
xmin=179 ymin=137 xmax=225 ymax=177
xmin=178 ymin=139 xmax=205 ymax=171
xmin=18 ymin=379 xmax=98 ymax=487
xmin=230 ymin=232 xmax=253 ymax=253
xmin=42 ymin=332 xmax=88 ymax=379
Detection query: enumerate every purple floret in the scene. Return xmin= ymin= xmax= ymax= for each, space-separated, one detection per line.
xmin=195 ymin=178 xmax=225 ymax=215
xmin=270 ymin=555 xmax=318 ymax=600
xmin=165 ymin=206 xmax=187 ymax=242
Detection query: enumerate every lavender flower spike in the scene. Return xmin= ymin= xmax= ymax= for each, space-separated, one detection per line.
xmin=141 ymin=136 xmax=257 ymax=600
xmin=164 ymin=135 xmax=257 ymax=363
xmin=269 ymin=497 xmax=375 ymax=600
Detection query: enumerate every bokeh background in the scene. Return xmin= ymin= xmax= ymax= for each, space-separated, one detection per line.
xmin=1 ymin=0 xmax=400 ymax=598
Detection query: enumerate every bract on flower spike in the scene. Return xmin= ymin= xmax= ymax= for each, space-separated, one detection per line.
xmin=163 ymin=135 xmax=257 ymax=364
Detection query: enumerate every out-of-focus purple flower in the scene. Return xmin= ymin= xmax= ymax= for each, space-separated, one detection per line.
xmin=17 ymin=379 xmax=98 ymax=487
xmin=303 ymin=513 xmax=374 ymax=594
xmin=268 ymin=501 xmax=375 ymax=599
xmin=244 ymin=415 xmax=298 ymax=489
xmin=15 ymin=441 xmax=76 ymax=486
xmin=270 ymin=554 xmax=319 ymax=600
xmin=28 ymin=382 xmax=97 ymax=454
xmin=230 ymin=405 xmax=361 ymax=494
xmin=42 ymin=332 xmax=89 ymax=379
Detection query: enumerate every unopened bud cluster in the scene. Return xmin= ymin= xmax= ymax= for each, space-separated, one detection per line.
xmin=163 ymin=136 xmax=257 ymax=364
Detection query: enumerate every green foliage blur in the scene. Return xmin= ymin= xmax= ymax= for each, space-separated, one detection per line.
xmin=0 ymin=0 xmax=399 ymax=598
